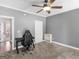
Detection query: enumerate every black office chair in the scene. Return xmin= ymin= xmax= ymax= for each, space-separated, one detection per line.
xmin=21 ymin=30 xmax=35 ymax=52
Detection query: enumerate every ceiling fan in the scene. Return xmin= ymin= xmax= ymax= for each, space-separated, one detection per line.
xmin=32 ymin=0 xmax=63 ymax=14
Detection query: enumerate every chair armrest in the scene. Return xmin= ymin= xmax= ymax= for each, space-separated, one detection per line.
xmin=32 ymin=37 xmax=35 ymax=39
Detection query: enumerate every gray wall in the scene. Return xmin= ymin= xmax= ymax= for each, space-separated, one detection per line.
xmin=0 ymin=6 xmax=46 ymax=38
xmin=46 ymin=8 xmax=79 ymax=48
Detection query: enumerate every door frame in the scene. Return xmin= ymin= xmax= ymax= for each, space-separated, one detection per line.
xmin=0 ymin=15 xmax=14 ymax=50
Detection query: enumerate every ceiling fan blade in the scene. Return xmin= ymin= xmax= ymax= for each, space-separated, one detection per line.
xmin=45 ymin=0 xmax=55 ymax=3
xmin=52 ymin=0 xmax=55 ymax=3
xmin=51 ymin=6 xmax=63 ymax=9
xmin=48 ymin=0 xmax=55 ymax=4
xmin=47 ymin=0 xmax=55 ymax=5
xmin=36 ymin=9 xmax=43 ymax=13
xmin=32 ymin=5 xmax=43 ymax=7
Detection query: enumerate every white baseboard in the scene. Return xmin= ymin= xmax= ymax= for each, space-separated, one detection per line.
xmin=35 ymin=40 xmax=45 ymax=44
xmin=53 ymin=41 xmax=79 ymax=50
xmin=12 ymin=40 xmax=79 ymax=51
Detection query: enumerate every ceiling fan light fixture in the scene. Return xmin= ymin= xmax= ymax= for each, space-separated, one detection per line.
xmin=43 ymin=7 xmax=51 ymax=11
xmin=32 ymin=0 xmax=63 ymax=14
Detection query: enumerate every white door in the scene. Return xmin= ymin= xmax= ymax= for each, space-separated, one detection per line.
xmin=35 ymin=20 xmax=43 ymax=43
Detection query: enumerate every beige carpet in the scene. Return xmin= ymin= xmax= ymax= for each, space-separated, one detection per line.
xmin=1 ymin=41 xmax=79 ymax=59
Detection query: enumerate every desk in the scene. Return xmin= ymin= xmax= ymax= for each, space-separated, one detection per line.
xmin=15 ymin=38 xmax=23 ymax=54
xmin=15 ymin=37 xmax=35 ymax=54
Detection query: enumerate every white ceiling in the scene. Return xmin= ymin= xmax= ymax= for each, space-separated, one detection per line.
xmin=0 ymin=0 xmax=79 ymax=17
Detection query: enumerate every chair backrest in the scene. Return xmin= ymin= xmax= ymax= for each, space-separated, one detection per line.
xmin=21 ymin=30 xmax=33 ymax=47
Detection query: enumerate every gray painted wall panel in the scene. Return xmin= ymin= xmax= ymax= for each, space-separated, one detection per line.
xmin=0 ymin=6 xmax=46 ymax=38
xmin=46 ymin=8 xmax=79 ymax=48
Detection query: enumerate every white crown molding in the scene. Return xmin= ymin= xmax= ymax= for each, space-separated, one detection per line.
xmin=0 ymin=4 xmax=79 ymax=18
xmin=0 ymin=4 xmax=47 ymax=18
